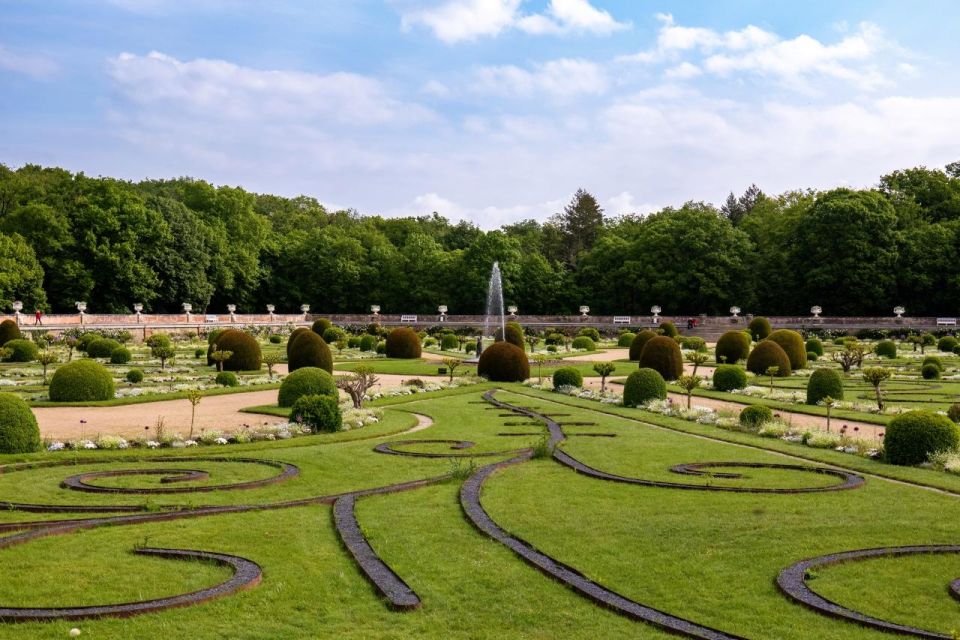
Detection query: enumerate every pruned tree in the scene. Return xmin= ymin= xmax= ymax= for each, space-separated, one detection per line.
xmin=592 ymin=362 xmax=616 ymax=393
xmin=337 ymin=365 xmax=379 ymax=409
xmin=209 ymin=348 xmax=233 ymax=372
xmin=263 ymin=352 xmax=283 ymax=379
xmin=862 ymin=367 xmax=892 ymax=410
xmin=152 ymin=345 xmax=176 ymax=371
xmin=831 ymin=342 xmax=866 ymax=372
xmin=441 ymin=357 xmax=461 ymax=383
xmin=685 ymin=352 xmax=709 ymax=376
xmin=36 ymin=350 xmax=59 ymax=385
xmin=677 ymin=374 xmax=702 ymax=409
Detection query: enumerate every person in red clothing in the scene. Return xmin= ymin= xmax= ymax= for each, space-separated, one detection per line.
xmin=34 ymin=309 xmax=42 ymax=325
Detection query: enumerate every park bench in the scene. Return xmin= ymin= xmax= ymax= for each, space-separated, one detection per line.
xmin=612 ymin=316 xmax=631 ymax=325
xmin=937 ymin=317 xmax=957 ymax=326
xmin=204 ymin=315 xmax=218 ymax=323
xmin=400 ymin=315 xmax=418 ymax=323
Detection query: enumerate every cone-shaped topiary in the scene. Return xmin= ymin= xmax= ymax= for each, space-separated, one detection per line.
xmin=638 ymin=336 xmax=683 ymax=381
xmin=875 ymin=340 xmax=897 ymax=359
xmin=477 ymin=341 xmax=529 ymax=382
xmin=713 ymin=365 xmax=747 ymax=392
xmin=279 ymin=367 xmax=338 ymax=407
xmin=746 ymin=340 xmax=792 ymax=376
xmin=495 ymin=323 xmax=525 ymax=349
xmin=766 ymin=329 xmax=807 ymax=370
xmin=288 ymin=330 xmax=333 ymax=373
xmin=311 ymin=319 xmax=332 ymax=336
xmin=715 ymin=330 xmax=751 ymax=365
xmin=3 ymin=339 xmax=38 ymax=362
xmin=552 ymin=367 xmax=583 ymax=389
xmin=617 ymin=332 xmax=636 ymax=347
xmin=659 ymin=321 xmax=679 ymax=338
xmin=385 ymin=327 xmax=422 ymax=359
xmin=0 ymin=393 xmax=40 ymax=453
xmin=0 ymin=320 xmax=21 ymax=345
xmin=86 ymin=338 xmax=120 ymax=359
xmin=628 ymin=330 xmax=658 ymax=361
xmin=622 ymin=368 xmax=666 ymax=407
xmin=806 ymin=368 xmax=844 ymax=405
xmin=885 ymin=410 xmax=960 ymax=465
xmin=49 ymin=359 xmax=115 ymax=401
xmin=748 ymin=316 xmax=772 ymax=341
xmin=805 ymin=337 xmax=824 ymax=357
xmin=214 ymin=329 xmax=262 ymax=371
xmin=287 ymin=328 xmax=311 ymax=357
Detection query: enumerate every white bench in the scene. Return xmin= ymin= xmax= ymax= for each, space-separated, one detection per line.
xmin=937 ymin=317 xmax=957 ymax=326
xmin=612 ymin=316 xmax=631 ymax=325
xmin=204 ymin=315 xmax=218 ymax=323
xmin=400 ymin=315 xmax=418 ymax=323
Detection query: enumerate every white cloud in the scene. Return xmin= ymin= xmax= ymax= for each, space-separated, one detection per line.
xmin=605 ymin=191 xmax=656 ymax=216
xmin=664 ymin=62 xmax=702 ymax=80
xmin=390 ymin=192 xmax=566 ymax=228
xmin=0 ymin=45 xmax=57 ymax=78
xmin=474 ymin=58 xmax=608 ymax=96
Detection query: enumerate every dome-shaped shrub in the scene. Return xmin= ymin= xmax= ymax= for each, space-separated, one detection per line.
xmin=311 ymin=319 xmax=332 ymax=336
xmin=921 ymin=363 xmax=941 ymax=380
xmin=385 ymin=328 xmax=422 ymax=359
xmin=939 ymin=336 xmax=958 ymax=353
xmin=713 ymin=365 xmax=747 ymax=392
xmin=495 ymin=323 xmax=525 ymax=349
xmin=287 ymin=328 xmax=311 ymax=357
xmin=214 ymin=329 xmax=262 ymax=371
xmin=875 ymin=340 xmax=897 ymax=359
xmin=806 ymin=368 xmax=844 ymax=405
xmin=477 ymin=341 xmax=529 ymax=382
xmin=948 ymin=403 xmax=960 ymax=424
xmin=323 ymin=327 xmax=345 ymax=344
xmin=748 ymin=316 xmax=772 ymax=341
xmin=288 ymin=330 xmax=333 ymax=373
xmin=0 ymin=320 xmax=21 ymax=345
xmin=571 ymin=336 xmax=595 ymax=351
xmin=628 ymin=330 xmax=658 ymax=361
xmin=145 ymin=333 xmax=172 ymax=349
xmin=746 ymin=340 xmax=792 ymax=377
xmin=766 ymin=329 xmax=807 ymax=370
xmin=659 ymin=321 xmax=679 ymax=338
xmin=441 ymin=334 xmax=459 ymax=350
xmin=715 ymin=330 xmax=751 ymax=365
xmin=3 ymin=339 xmax=38 ymax=362
xmin=681 ymin=336 xmax=706 ymax=352
xmin=49 ymin=359 xmax=115 ymax=401
xmin=206 ymin=328 xmax=225 ymax=345
xmin=279 ymin=367 xmax=338 ymax=407
xmin=739 ymin=404 xmax=773 ymax=428
xmin=922 ymin=356 xmax=943 ymax=371
xmin=552 ymin=367 xmax=583 ymax=389
xmin=86 ymin=338 xmax=120 ymax=359
xmin=807 ymin=351 xmax=818 ymax=362
xmin=0 ymin=393 xmax=40 ymax=454
xmin=578 ymin=327 xmax=601 ymax=342
xmin=885 ymin=410 xmax=960 ymax=465
xmin=367 ymin=322 xmax=381 ymax=336
xmin=638 ymin=336 xmax=683 ymax=381
xmin=359 ymin=334 xmax=377 ymax=352
xmin=290 ymin=394 xmax=342 ymax=433
xmin=805 ymin=338 xmax=824 ymax=357
xmin=376 ymin=342 xmax=386 ymax=354
xmin=215 ymin=371 xmax=239 ymax=387
xmin=126 ymin=368 xmax=144 ymax=383
xmin=110 ymin=347 xmax=132 ymax=365
xmin=622 ymin=368 xmax=666 ymax=407
xmin=617 ymin=332 xmax=636 ymax=347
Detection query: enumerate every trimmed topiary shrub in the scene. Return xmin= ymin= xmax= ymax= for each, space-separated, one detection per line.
xmin=638 ymin=336 xmax=683 ymax=381
xmin=0 ymin=393 xmax=40 ymax=454
xmin=311 ymin=319 xmax=332 ymax=336
xmin=938 ymin=336 xmax=958 ymax=353
xmin=948 ymin=403 xmax=960 ymax=424
xmin=214 ymin=330 xmax=262 ymax=371
xmin=215 ymin=371 xmax=239 ymax=387
xmin=279 ymin=367 xmax=338 ymax=407
xmin=658 ymin=321 xmax=679 ymax=338
xmin=3 ymin=339 xmax=38 ymax=362
xmin=746 ymin=340 xmax=792 ymax=377
xmin=347 ymin=336 xmax=360 ymax=348
xmin=578 ymin=327 xmax=601 ymax=342
xmin=629 ymin=330 xmax=658 ymax=361
xmin=441 ymin=334 xmax=459 ymax=350
xmin=376 ymin=341 xmax=386 ymax=354
xmin=766 ymin=329 xmax=807 ymax=370
xmin=385 ymin=328 xmax=422 ymax=359
xmin=269 ymin=334 xmax=282 ymax=344
xmin=571 ymin=336 xmax=595 ymax=351
xmin=807 ymin=351 xmax=818 ymax=362
xmin=49 ymin=359 xmax=115 ymax=401
xmin=713 ymin=365 xmax=747 ymax=392
xmin=195 ymin=348 xmax=205 ymax=358
xmin=922 ymin=356 xmax=944 ymax=371
xmin=359 ymin=334 xmax=377 ymax=352
xmin=885 ymin=410 xmax=960 ymax=465
xmin=287 ymin=328 xmax=311 ymax=357
xmin=207 ymin=329 xmax=225 ymax=345
xmin=805 ymin=338 xmax=824 ymax=357
xmin=125 ymin=368 xmax=144 ymax=383
xmin=680 ymin=336 xmax=706 ymax=352
xmin=617 ymin=332 xmax=636 ymax=347
xmin=552 ymin=367 xmax=583 ymax=389
xmin=288 ymin=330 xmax=333 ymax=373
xmin=715 ymin=330 xmax=751 ymax=365
xmin=875 ymin=340 xmax=897 ymax=359
xmin=0 ymin=320 xmax=21 ymax=346
xmin=477 ymin=341 xmax=529 ymax=382
xmin=110 ymin=347 xmax=132 ymax=364
xmin=748 ymin=316 xmax=772 ymax=341
xmin=495 ymin=323 xmax=525 ymax=349
xmin=145 ymin=333 xmax=172 ymax=349
xmin=86 ymin=338 xmax=120 ymax=359
xmin=739 ymin=404 xmax=773 ymax=428
xmin=323 ymin=327 xmax=345 ymax=344
xmin=921 ymin=363 xmax=941 ymax=380
xmin=289 ymin=394 xmax=342 ymax=433
xmin=622 ymin=368 xmax=666 ymax=407
xmin=806 ymin=368 xmax=844 ymax=405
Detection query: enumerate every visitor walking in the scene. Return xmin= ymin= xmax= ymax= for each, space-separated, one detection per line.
xmin=34 ymin=309 xmax=42 ymax=326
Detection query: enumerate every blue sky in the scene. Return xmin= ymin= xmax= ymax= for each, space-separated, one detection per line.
xmin=2 ymin=0 xmax=959 ymax=227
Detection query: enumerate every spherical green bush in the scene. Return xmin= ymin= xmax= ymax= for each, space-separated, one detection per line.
xmin=367 ymin=323 xmax=381 ymax=336
xmin=628 ymin=330 xmax=658 ymax=361
xmin=288 ymin=330 xmax=333 ymax=373
xmin=938 ymin=336 xmax=958 ymax=353
xmin=287 ymin=328 xmax=311 ymax=357
xmin=376 ymin=342 xmax=386 ymax=354
xmin=385 ymin=328 xmax=422 ymax=359
xmin=948 ymin=403 xmax=960 ymax=424
xmin=359 ymin=334 xmax=377 ymax=352
xmin=806 ymin=368 xmax=844 ymax=405
xmin=477 ymin=341 xmax=529 ymax=382
xmin=875 ymin=340 xmax=897 ymax=359
xmin=125 ymin=368 xmax=144 ymax=383
xmin=215 ymin=371 xmax=239 ymax=387
xmin=323 ymin=327 xmax=345 ymax=344
xmin=207 ymin=329 xmax=225 ymax=345
xmin=552 ymin=367 xmax=583 ymax=389
xmin=86 ymin=338 xmax=120 ymax=359
xmin=194 ymin=348 xmax=205 ymax=358
xmin=110 ymin=347 xmax=132 ymax=365
xmin=617 ymin=332 xmax=636 ymax=347
xmin=214 ymin=330 xmax=262 ymax=371
xmin=290 ymin=394 xmax=342 ymax=433
xmin=638 ymin=336 xmax=683 ymax=381
xmin=922 ymin=356 xmax=944 ymax=371
xmin=746 ymin=340 xmax=792 ymax=377
xmin=347 ymin=336 xmax=360 ymax=348
xmin=681 ymin=336 xmax=706 ymax=352
xmin=0 ymin=393 xmax=40 ymax=454
xmin=712 ymin=365 xmax=748 ymax=392
xmin=311 ymin=319 xmax=332 ymax=336
xmin=145 ymin=333 xmax=172 ymax=349
xmin=546 ymin=344 xmax=558 ymax=353
xmin=3 ymin=339 xmax=38 ymax=362
xmin=921 ymin=363 xmax=941 ymax=380
xmin=739 ymin=404 xmax=773 ymax=428
xmin=441 ymin=334 xmax=459 ymax=350
xmin=748 ymin=317 xmax=772 ymax=341
xmin=805 ymin=338 xmax=824 ymax=356
xmin=885 ymin=410 xmax=960 ymax=465
xmin=622 ymin=368 xmax=666 ymax=407
xmin=715 ymin=330 xmax=751 ymax=365
xmin=807 ymin=351 xmax=818 ymax=362
xmin=578 ymin=327 xmax=601 ymax=342
xmin=658 ymin=321 xmax=679 ymax=338
xmin=269 ymin=334 xmax=282 ymax=344
xmin=49 ymin=359 xmax=115 ymax=401
xmin=571 ymin=336 xmax=595 ymax=351
xmin=495 ymin=323 xmax=525 ymax=349
xmin=279 ymin=367 xmax=338 ymax=407
xmin=766 ymin=329 xmax=807 ymax=370
xmin=0 ymin=320 xmax=21 ymax=345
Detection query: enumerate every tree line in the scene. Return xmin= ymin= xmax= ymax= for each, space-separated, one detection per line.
xmin=1 ymin=162 xmax=959 ymax=316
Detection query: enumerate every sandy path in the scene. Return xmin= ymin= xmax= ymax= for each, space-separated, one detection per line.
xmin=399 ymin=413 xmax=434 ymax=435
xmin=563 ymin=348 xmax=630 ymax=362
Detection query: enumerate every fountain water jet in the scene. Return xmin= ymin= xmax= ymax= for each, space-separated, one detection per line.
xmin=483 ymin=261 xmax=505 ymax=343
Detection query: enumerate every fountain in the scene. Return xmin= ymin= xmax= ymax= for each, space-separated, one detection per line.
xmin=483 ymin=261 xmax=505 ymax=345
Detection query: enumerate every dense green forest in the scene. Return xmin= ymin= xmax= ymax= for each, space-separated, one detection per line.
xmin=1 ymin=162 xmax=959 ymax=316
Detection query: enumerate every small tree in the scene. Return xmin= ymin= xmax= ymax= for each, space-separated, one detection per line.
xmin=36 ymin=350 xmax=59 ymax=385
xmin=263 ymin=352 xmax=283 ymax=379
xmin=0 ymin=347 xmax=10 ymax=362
xmin=64 ymin=337 xmax=78 ymax=362
xmin=525 ymin=334 xmax=540 ymax=353
xmin=152 ymin=345 xmax=176 ymax=371
xmin=457 ymin=334 xmax=469 ymax=352
xmin=907 ymin=335 xmax=921 ymax=352
xmin=185 ymin=389 xmax=203 ymax=440
xmin=765 ymin=366 xmax=779 ymax=391
xmin=441 ymin=357 xmax=461 ymax=383
xmin=335 ymin=337 xmax=348 ymax=355
xmin=831 ymin=342 xmax=866 ymax=373
xmin=533 ymin=354 xmax=548 ymax=383
xmin=818 ymin=395 xmax=837 ymax=432
xmin=677 ymin=374 xmax=702 ymax=409
xmin=209 ymin=348 xmax=233 ymax=372
xmin=920 ymin=333 xmax=936 ymax=354
xmin=862 ymin=367 xmax=892 ymax=410
xmin=593 ymin=362 xmax=616 ymax=393
xmin=337 ymin=365 xmax=379 ymax=409
xmin=685 ymin=352 xmax=709 ymax=376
